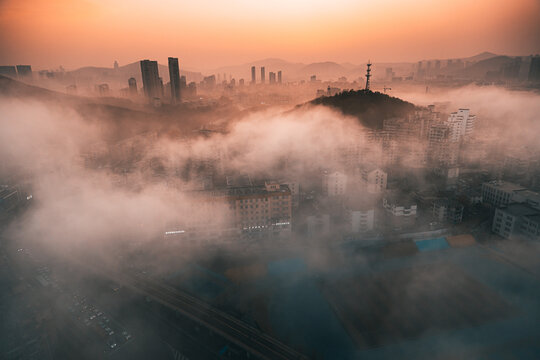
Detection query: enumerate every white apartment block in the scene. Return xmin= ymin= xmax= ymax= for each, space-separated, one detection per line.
xmin=323 ymin=171 xmax=347 ymax=196
xmin=360 ymin=166 xmax=387 ymax=194
xmin=445 ymin=108 xmax=476 ymax=142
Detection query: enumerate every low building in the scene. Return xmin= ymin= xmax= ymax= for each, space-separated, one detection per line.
xmin=383 ymin=191 xmax=417 ymax=228
xmin=492 ymin=203 xmax=540 ymax=240
xmin=226 ymin=181 xmax=292 ymax=236
xmin=482 ymin=181 xmax=540 ymax=208
xmin=347 ymin=194 xmax=377 ymax=233
xmin=351 ymin=209 xmax=375 ymax=233
xmin=432 ymin=198 xmax=464 ymax=224
xmin=306 ymin=214 xmax=331 ymax=237
xmin=168 ymin=180 xmax=293 ymax=242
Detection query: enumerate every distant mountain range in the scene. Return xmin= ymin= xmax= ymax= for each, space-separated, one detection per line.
xmin=61 ymin=51 xmax=529 ymax=85
xmin=210 ymin=52 xmax=508 ymax=82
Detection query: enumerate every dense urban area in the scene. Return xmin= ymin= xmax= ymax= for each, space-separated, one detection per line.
xmin=1 ymin=51 xmax=540 ymax=359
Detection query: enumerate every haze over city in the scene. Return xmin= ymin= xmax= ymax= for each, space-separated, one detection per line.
xmin=1 ymin=0 xmax=540 ymax=69
xmin=1 ymin=1 xmax=540 ymax=359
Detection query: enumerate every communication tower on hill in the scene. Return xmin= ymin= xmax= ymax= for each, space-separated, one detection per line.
xmin=365 ymin=61 xmax=372 ymax=90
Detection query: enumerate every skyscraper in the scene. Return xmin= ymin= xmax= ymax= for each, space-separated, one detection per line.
xmin=251 ymin=66 xmax=256 ymax=84
xmin=16 ymin=65 xmax=32 ymax=79
xmin=168 ymin=57 xmax=181 ymax=104
xmin=528 ymin=56 xmax=540 ymax=82
xmin=128 ymin=77 xmax=137 ymax=95
xmin=261 ymin=66 xmax=266 ymax=84
xmin=0 ymin=66 xmax=17 ymax=77
xmin=277 ymin=71 xmax=282 ymax=84
xmin=140 ymin=60 xmax=161 ymax=99
xmin=269 ymin=72 xmax=276 ymax=84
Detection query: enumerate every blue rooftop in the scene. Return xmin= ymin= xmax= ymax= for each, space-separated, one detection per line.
xmin=415 ymin=237 xmax=449 ymax=251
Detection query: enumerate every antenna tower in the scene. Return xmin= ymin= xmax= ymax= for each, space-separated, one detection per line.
xmin=365 ymin=60 xmax=372 ymax=90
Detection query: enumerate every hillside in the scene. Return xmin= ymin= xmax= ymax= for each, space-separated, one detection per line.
xmin=458 ymin=56 xmax=514 ymax=78
xmin=462 ymin=52 xmax=499 ymax=63
xmin=0 ymin=75 xmax=238 ymax=142
xmin=298 ymin=62 xmax=348 ymax=79
xmin=308 ymin=90 xmax=416 ymax=129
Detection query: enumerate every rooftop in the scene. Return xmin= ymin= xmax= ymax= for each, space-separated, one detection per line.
xmin=483 ymin=180 xmax=525 ymax=192
xmin=503 ymin=202 xmax=540 ymax=217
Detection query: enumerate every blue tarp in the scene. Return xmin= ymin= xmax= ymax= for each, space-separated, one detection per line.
xmin=414 ymin=237 xmax=449 ymax=252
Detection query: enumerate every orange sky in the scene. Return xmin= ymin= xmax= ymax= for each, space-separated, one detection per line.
xmin=1 ymin=0 xmax=539 ymax=70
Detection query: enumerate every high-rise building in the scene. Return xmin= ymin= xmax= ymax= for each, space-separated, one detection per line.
xmin=168 ymin=57 xmax=181 ymax=104
xmin=277 ymin=71 xmax=282 ymax=84
xmin=128 ymin=77 xmax=137 ymax=95
xmin=528 ymin=55 xmax=540 ymax=82
xmin=428 ymin=124 xmax=459 ymax=167
xmin=260 ymin=66 xmax=265 ymax=84
xmin=360 ymin=165 xmax=387 ymax=194
xmin=114 ymin=60 xmax=119 ymax=70
xmin=203 ymin=75 xmax=216 ymax=89
xmin=16 ymin=65 xmax=32 ymax=79
xmin=251 ymin=66 xmax=256 ymax=84
xmin=180 ymin=75 xmax=187 ymax=89
xmin=0 ymin=66 xmax=17 ymax=78
xmin=140 ymin=60 xmax=161 ymax=99
xmin=445 ymin=109 xmax=475 ymax=142
xmin=385 ymin=67 xmax=394 ymax=80
xmin=501 ymin=57 xmax=522 ymax=79
xmin=269 ymin=72 xmax=276 ymax=84
xmin=322 ymin=171 xmax=347 ymax=196
xmin=416 ymin=61 xmax=424 ymax=79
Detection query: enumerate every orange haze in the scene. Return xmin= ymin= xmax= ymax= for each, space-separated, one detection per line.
xmin=1 ymin=0 xmax=539 ymax=70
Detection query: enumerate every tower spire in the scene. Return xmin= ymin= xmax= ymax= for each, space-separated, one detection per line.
xmin=365 ymin=60 xmax=372 ymax=91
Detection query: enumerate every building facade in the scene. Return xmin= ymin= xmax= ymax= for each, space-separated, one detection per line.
xmin=492 ymin=203 xmax=540 ymax=240
xmin=168 ymin=57 xmax=181 ymax=104
xmin=323 ymin=171 xmax=347 ymax=196
xmin=140 ymin=60 xmax=161 ymax=99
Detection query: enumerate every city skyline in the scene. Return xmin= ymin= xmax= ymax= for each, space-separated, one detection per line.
xmin=1 ymin=0 xmax=539 ymax=70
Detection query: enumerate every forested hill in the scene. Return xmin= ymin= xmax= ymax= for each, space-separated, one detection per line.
xmin=309 ymin=89 xmax=416 ymax=129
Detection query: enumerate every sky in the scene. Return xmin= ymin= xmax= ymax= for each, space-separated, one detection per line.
xmin=1 ymin=0 xmax=539 ymax=71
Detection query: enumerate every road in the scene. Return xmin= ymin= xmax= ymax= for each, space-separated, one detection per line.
xmin=116 ymin=272 xmax=308 ymax=360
